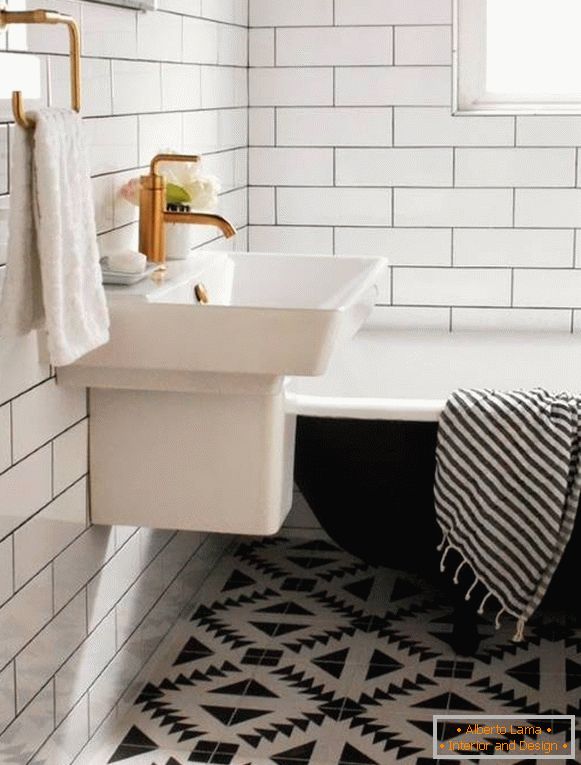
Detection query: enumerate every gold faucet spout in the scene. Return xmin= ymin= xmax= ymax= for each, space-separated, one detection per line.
xmin=163 ymin=211 xmax=237 ymax=239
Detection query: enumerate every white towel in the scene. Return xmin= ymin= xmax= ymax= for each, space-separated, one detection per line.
xmin=0 ymin=109 xmax=109 ymax=367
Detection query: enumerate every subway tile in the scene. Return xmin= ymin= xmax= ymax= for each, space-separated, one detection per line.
xmin=277 ymin=27 xmax=392 ymax=67
xmin=249 ymin=187 xmax=275 ymax=224
xmin=394 ymin=189 xmax=513 ymax=227
xmin=139 ymin=527 xmax=175 ymax=569
xmin=335 ymin=0 xmax=451 ymax=25
xmin=114 ymin=526 xmax=138 ymax=551
xmin=250 ymin=147 xmax=334 ymax=186
xmin=202 ymin=0 xmax=247 ymax=24
xmin=161 ymin=63 xmax=201 ymax=111
xmin=452 ymin=307 xmax=572 ymax=332
xmin=454 ymin=229 xmax=574 ymax=268
xmin=12 ymin=379 xmax=85 ymax=462
xmin=81 ymin=3 xmax=137 ymax=59
xmin=92 ymin=174 xmax=114 ymax=235
xmin=0 ymin=403 xmax=10 ymax=474
xmin=278 ymin=188 xmax=392 ymax=227
xmin=250 ymin=0 xmax=333 ymax=26
xmin=52 ymin=419 xmax=88 ymax=498
xmin=85 ymin=116 xmax=138 ymax=176
xmin=218 ymin=24 xmax=247 ymax=67
xmin=15 ymin=591 xmax=86 ymax=711
xmin=137 ymin=9 xmax=182 ymax=62
xmin=182 ymin=17 xmax=219 ymax=64
xmin=395 ymin=107 xmax=515 ymax=146
xmin=182 ymin=109 xmax=247 ymax=154
xmin=0 ymin=126 xmax=8 ymax=195
xmin=49 ymin=56 xmax=112 ymax=118
xmin=14 ymin=479 xmax=87 ymax=591
xmin=0 ymin=536 xmax=12 ymax=607
xmin=249 ymin=107 xmax=275 ymax=145
xmin=395 ymin=26 xmax=451 ymax=65
xmin=139 ymin=113 xmax=182 ymax=166
xmin=33 ymin=695 xmax=89 ymax=765
xmin=112 ymin=60 xmax=161 ymax=115
xmin=455 ymin=148 xmax=575 ymax=187
xmin=0 ymin=662 xmax=15 ymax=735
xmin=53 ymin=526 xmax=116 ymax=613
xmin=393 ymin=267 xmax=511 ymax=306
xmin=517 ymin=116 xmax=581 ymax=146
xmin=0 ymin=567 xmax=52 ymax=669
xmin=336 ymin=148 xmax=453 ymax=186
xmin=515 ymin=190 xmax=581 ymax=228
xmin=335 ymin=227 xmax=452 ymax=265
xmin=55 ymin=611 xmax=116 ymax=725
xmin=513 ymin=269 xmax=581 ymax=307
xmin=217 ymin=187 xmax=247 ymax=229
xmin=0 ymin=334 xmax=50 ymax=407
xmin=277 ymin=107 xmax=393 ymax=147
xmin=201 ymin=66 xmax=247 ymax=109
xmin=87 ymin=630 xmax=143 ymax=736
xmin=249 ymin=29 xmax=274 ymax=67
xmin=0 ymin=446 xmax=52 ymax=540
xmin=249 ymin=226 xmax=334 ymax=255
xmin=86 ymin=533 xmax=141 ymax=632
xmin=116 ymin=556 xmax=165 ymax=649
xmin=0 ymin=53 xmax=48 ymax=122
xmin=336 ymin=66 xmax=451 ymax=107
xmin=203 ymin=151 xmax=238 ymax=193
xmin=0 ymin=683 xmax=53 ymax=765
xmin=250 ymin=68 xmax=334 ymax=106
xmin=113 ymin=169 xmax=142 ymax=229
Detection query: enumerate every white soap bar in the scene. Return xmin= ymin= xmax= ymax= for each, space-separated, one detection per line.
xmin=104 ymin=250 xmax=147 ymax=274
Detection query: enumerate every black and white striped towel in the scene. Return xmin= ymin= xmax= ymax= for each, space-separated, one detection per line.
xmin=434 ymin=388 xmax=581 ymax=641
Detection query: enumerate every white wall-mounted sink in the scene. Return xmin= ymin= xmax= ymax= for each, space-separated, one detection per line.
xmin=61 ymin=251 xmax=385 ymax=384
xmin=58 ymin=251 xmax=386 ymax=536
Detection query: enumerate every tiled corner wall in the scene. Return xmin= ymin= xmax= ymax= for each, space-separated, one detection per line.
xmin=0 ymin=1 xmax=246 ymax=763
xmin=248 ymin=0 xmax=581 ymax=333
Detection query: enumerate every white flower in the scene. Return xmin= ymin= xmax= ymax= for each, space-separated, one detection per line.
xmin=157 ymin=155 xmax=221 ymax=211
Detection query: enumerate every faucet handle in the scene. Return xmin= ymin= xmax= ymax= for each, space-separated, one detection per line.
xmin=150 ymin=153 xmax=201 ymax=176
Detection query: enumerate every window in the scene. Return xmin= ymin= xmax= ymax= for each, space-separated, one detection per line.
xmin=454 ymin=0 xmax=581 ymax=114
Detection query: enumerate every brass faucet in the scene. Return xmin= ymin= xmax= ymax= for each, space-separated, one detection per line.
xmin=139 ymin=154 xmax=237 ymax=264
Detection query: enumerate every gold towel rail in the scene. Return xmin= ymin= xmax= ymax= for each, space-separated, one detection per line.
xmin=0 ymin=7 xmax=81 ymax=128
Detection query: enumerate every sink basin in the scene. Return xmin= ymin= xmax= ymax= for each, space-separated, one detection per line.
xmin=57 ymin=251 xmax=386 ymax=536
xmin=60 ymin=251 xmax=386 ymax=382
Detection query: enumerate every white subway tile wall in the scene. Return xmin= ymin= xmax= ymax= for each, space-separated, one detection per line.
xmin=0 ymin=1 xmax=245 ymax=763
xmin=247 ymin=0 xmax=581 ymax=330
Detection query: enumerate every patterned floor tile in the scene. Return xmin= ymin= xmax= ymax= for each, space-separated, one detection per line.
xmin=92 ymin=536 xmax=581 ymax=765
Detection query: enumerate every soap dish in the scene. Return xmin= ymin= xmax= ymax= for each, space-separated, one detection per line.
xmin=101 ymin=263 xmax=159 ymax=286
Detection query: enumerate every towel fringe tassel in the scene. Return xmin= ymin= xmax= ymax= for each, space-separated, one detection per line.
xmin=453 ymin=560 xmax=466 ymax=585
xmin=495 ymin=607 xmax=505 ymax=630
xmin=465 ymin=574 xmax=479 ymax=601
xmin=477 ymin=591 xmax=492 ymax=615
xmin=439 ymin=544 xmax=452 ymax=573
xmin=513 ymin=618 xmax=526 ymax=643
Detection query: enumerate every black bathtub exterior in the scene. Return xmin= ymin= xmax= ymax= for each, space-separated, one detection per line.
xmin=295 ymin=416 xmax=580 ymax=648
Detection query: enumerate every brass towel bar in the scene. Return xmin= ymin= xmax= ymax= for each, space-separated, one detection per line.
xmin=0 ymin=7 xmax=81 ymax=128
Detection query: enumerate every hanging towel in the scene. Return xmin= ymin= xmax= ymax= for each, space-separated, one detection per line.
xmin=434 ymin=388 xmax=581 ymax=641
xmin=0 ymin=109 xmax=109 ymax=366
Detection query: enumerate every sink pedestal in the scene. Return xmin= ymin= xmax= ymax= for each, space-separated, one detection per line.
xmin=87 ymin=379 xmax=295 ymax=535
xmin=57 ymin=252 xmax=386 ymax=536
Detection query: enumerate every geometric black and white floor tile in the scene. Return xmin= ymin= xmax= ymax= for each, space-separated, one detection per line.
xmin=95 ymin=537 xmax=581 ymax=765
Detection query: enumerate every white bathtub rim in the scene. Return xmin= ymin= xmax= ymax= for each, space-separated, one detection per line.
xmin=285 ymin=392 xmax=442 ymax=422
